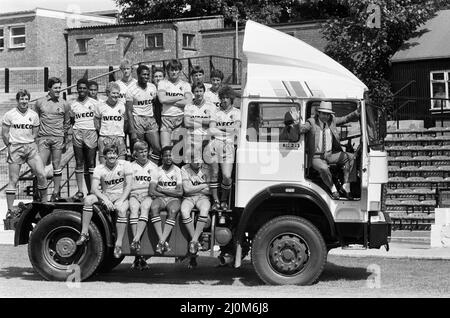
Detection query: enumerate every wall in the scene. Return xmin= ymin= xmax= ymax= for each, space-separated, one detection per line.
xmin=35 ymin=16 xmax=68 ymax=80
xmin=200 ymin=21 xmax=327 ymax=63
xmin=0 ymin=16 xmax=38 ymax=68
xmin=67 ymin=17 xmax=225 ymax=69
xmin=390 ymin=58 xmax=450 ymax=126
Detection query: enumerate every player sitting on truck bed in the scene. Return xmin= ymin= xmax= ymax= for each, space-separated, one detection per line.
xmin=129 ymin=141 xmax=158 ymax=269
xmin=205 ymin=85 xmax=241 ymax=211
xmin=2 ymin=89 xmax=48 ymax=213
xmin=298 ymin=101 xmax=359 ymax=200
xmin=76 ymin=144 xmax=132 ymax=259
xmin=180 ymin=158 xmax=212 ymax=259
xmin=149 ymin=146 xmax=183 ymax=253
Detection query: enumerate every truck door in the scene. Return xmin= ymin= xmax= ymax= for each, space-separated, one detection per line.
xmin=235 ymin=100 xmax=305 ymax=207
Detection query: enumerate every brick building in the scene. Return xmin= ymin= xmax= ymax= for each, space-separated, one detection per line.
xmin=0 ymin=8 xmax=116 ymax=91
xmin=200 ymin=20 xmax=327 ymax=64
xmin=66 ymin=17 xmax=325 ymax=86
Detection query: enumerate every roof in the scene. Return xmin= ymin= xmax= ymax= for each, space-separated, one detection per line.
xmin=242 ymin=20 xmax=367 ymax=100
xmin=391 ymin=10 xmax=450 ymax=63
xmin=66 ymin=15 xmax=224 ymax=31
xmin=0 ymin=7 xmax=116 ymax=23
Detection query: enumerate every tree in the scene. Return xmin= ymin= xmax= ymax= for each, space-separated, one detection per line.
xmin=115 ymin=0 xmax=305 ymax=26
xmin=322 ymin=0 xmax=443 ymax=103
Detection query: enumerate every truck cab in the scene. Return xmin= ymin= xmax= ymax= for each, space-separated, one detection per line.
xmin=231 ymin=21 xmax=390 ymax=284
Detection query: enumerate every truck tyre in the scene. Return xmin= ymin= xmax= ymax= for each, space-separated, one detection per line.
xmin=251 ymin=215 xmax=327 ymax=285
xmin=97 ymin=247 xmax=125 ymax=273
xmin=28 ymin=210 xmax=104 ymax=281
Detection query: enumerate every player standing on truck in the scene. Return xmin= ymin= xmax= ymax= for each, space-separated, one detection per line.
xmin=116 ymin=59 xmax=137 ymax=104
xmin=70 ymin=78 xmax=99 ymax=201
xmin=95 ymin=82 xmax=127 ymax=164
xmin=205 ymin=85 xmax=241 ymax=211
xmin=149 ymin=146 xmax=183 ymax=253
xmin=183 ymin=82 xmax=216 ymax=163
xmin=2 ymin=89 xmax=48 ymax=212
xmin=76 ymin=144 xmax=132 ymax=259
xmin=157 ymin=60 xmax=192 ymax=148
xmin=204 ymin=69 xmax=223 ymax=109
xmin=34 ymin=77 xmax=71 ymax=202
xmin=152 ymin=67 xmax=165 ymax=130
xmin=126 ymin=64 xmax=160 ymax=161
xmin=190 ymin=66 xmax=211 ymax=90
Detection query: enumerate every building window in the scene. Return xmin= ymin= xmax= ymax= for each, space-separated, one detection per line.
xmin=0 ymin=28 xmax=4 ymax=49
xmin=10 ymin=25 xmax=25 ymax=48
xmin=76 ymin=39 xmax=89 ymax=54
xmin=145 ymin=33 xmax=163 ymax=49
xmin=182 ymin=34 xmax=195 ymax=50
xmin=430 ymin=71 xmax=449 ymax=110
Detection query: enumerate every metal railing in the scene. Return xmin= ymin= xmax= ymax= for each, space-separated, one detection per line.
xmin=389 ymin=96 xmax=450 ymax=129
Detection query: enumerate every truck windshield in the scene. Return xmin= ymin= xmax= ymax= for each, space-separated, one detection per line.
xmin=365 ymin=101 xmax=387 ymax=151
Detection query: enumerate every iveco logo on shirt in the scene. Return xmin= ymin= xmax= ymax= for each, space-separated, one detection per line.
xmin=158 ymin=181 xmax=177 ymax=187
xmin=137 ymin=99 xmax=153 ymax=106
xmin=192 ymin=181 xmax=204 ymax=186
xmin=12 ymin=124 xmax=33 ymax=129
xmin=192 ymin=115 xmax=209 ymax=119
xmin=135 ymin=176 xmax=151 ymax=182
xmin=216 ymin=122 xmax=234 ymax=127
xmin=166 ymin=92 xmax=184 ymax=97
xmin=75 ymin=112 xmax=94 ymax=119
xmin=105 ymin=178 xmax=124 ymax=185
xmin=103 ymin=115 xmax=123 ymax=121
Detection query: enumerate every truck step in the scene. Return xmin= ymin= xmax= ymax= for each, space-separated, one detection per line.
xmin=341 ymin=244 xmax=367 ymax=250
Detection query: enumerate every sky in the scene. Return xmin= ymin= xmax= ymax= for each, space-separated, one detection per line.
xmin=1 ymin=0 xmax=118 ymax=14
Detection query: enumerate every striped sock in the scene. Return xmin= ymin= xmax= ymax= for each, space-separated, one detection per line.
xmin=150 ymin=153 xmax=160 ymax=162
xmin=129 ymin=217 xmax=139 ymax=225
xmin=166 ymin=219 xmax=176 ymax=227
xmin=138 ymin=216 xmax=149 ymax=222
xmin=182 ymin=217 xmax=193 ymax=224
xmin=198 ymin=216 xmax=208 ymax=223
xmin=151 ymin=216 xmax=161 ymax=224
xmin=117 ymin=217 xmax=128 ymax=224
xmin=83 ymin=206 xmax=93 ymax=213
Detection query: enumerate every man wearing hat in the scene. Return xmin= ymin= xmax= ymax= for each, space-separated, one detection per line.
xmin=298 ymin=101 xmax=360 ymax=199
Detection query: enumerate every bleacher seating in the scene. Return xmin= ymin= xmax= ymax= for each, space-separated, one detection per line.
xmin=385 ymin=125 xmax=450 ymax=230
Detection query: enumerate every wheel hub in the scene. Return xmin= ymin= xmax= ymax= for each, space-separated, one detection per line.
xmin=269 ymin=235 xmax=308 ymax=275
xmin=55 ymin=237 xmax=77 ymax=258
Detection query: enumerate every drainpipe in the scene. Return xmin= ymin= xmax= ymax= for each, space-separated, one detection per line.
xmin=172 ymin=22 xmax=179 ymax=59
xmin=64 ymin=32 xmax=70 ymax=93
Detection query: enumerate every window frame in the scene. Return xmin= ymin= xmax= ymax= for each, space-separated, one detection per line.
xmin=182 ymin=33 xmax=196 ymax=50
xmin=9 ymin=25 xmax=26 ymax=49
xmin=430 ymin=70 xmax=450 ymax=110
xmin=144 ymin=33 xmax=164 ymax=50
xmin=75 ymin=38 xmax=90 ymax=55
xmin=246 ymin=101 xmax=301 ymax=143
xmin=0 ymin=27 xmax=4 ymax=50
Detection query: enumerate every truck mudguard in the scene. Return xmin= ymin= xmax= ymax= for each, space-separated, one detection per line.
xmin=235 ymin=183 xmax=336 ymax=244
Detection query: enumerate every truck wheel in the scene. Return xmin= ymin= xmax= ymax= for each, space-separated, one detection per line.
xmin=97 ymin=247 xmax=125 ymax=273
xmin=251 ymin=216 xmax=327 ymax=285
xmin=28 ymin=210 xmax=104 ymax=281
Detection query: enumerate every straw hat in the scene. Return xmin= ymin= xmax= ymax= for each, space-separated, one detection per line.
xmin=317 ymin=101 xmax=334 ymax=114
